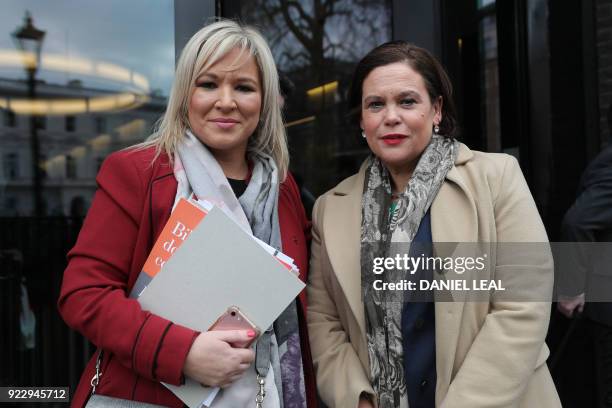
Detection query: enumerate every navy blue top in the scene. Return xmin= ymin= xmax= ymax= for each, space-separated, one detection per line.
xmin=401 ymin=210 xmax=436 ymax=408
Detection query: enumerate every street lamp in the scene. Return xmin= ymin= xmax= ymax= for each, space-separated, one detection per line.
xmin=13 ymin=11 xmax=45 ymax=217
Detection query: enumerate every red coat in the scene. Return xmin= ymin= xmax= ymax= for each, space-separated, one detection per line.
xmin=58 ymin=147 xmax=316 ymax=407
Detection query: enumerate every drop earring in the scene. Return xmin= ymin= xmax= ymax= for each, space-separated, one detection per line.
xmin=434 ymin=124 xmax=440 ymax=135
xmin=361 ymin=130 xmax=366 ymax=139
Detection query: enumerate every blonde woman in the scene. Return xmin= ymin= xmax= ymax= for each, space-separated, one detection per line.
xmin=59 ymin=20 xmax=316 ymax=408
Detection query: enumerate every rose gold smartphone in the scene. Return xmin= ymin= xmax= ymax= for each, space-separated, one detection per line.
xmin=208 ymin=306 xmax=260 ymax=348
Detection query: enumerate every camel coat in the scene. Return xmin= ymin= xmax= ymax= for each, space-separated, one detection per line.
xmin=307 ymin=144 xmax=561 ymax=408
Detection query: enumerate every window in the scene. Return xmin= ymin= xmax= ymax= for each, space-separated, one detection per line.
xmin=224 ymin=0 xmax=393 ymax=200
xmin=65 ymin=154 xmax=77 ymax=179
xmin=3 ymin=153 xmax=19 ymax=180
xmin=4 ymin=109 xmax=16 ymax=127
xmin=39 ymin=154 xmax=47 ymax=180
xmin=480 ymin=13 xmax=502 ymax=152
xmin=478 ymin=0 xmax=495 ymax=8
xmin=96 ymin=157 xmax=104 ymax=174
xmin=0 ymin=0 xmax=191 ymax=395
xmin=4 ymin=196 xmax=18 ymax=214
xmin=0 ymin=2 xmax=177 ymax=219
xmin=65 ymin=116 xmax=76 ymax=132
xmin=37 ymin=116 xmax=47 ymax=130
xmin=95 ymin=117 xmax=107 ymax=133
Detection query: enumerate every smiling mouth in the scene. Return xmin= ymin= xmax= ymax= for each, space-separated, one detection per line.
xmin=210 ymin=118 xmax=239 ymax=129
xmin=210 ymin=118 xmax=239 ymax=123
xmin=381 ymin=134 xmax=408 ymax=145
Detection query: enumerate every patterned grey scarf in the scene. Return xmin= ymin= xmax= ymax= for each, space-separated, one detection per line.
xmin=175 ymin=131 xmax=306 ymax=408
xmin=360 ymin=134 xmax=458 ymax=407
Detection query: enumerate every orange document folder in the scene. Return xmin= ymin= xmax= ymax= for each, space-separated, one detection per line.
xmin=130 ymin=198 xmax=207 ymax=298
xmin=130 ymin=197 xmax=297 ymax=298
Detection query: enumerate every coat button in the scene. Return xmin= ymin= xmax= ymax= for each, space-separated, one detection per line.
xmin=414 ymin=317 xmax=425 ymax=329
xmin=420 ymin=379 xmax=428 ymax=388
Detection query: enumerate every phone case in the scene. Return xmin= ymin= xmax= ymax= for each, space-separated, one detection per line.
xmin=208 ymin=306 xmax=260 ymax=348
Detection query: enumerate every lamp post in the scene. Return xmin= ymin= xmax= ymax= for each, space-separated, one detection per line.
xmin=13 ymin=11 xmax=45 ymax=217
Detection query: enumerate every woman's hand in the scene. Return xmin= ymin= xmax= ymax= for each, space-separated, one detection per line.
xmin=183 ymin=330 xmax=256 ymax=387
xmin=557 ymin=293 xmax=585 ymax=318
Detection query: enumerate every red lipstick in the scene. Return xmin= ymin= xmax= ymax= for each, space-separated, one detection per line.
xmin=381 ymin=133 xmax=407 ymax=145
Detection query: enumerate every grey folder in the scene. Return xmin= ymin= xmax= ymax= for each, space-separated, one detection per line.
xmin=138 ymin=205 xmax=304 ymax=332
xmin=137 ymin=206 xmax=305 ymax=407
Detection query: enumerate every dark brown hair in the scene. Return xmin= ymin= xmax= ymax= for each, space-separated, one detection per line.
xmin=349 ymin=41 xmax=459 ymax=138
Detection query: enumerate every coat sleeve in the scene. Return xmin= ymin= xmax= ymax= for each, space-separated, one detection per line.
xmin=559 ymin=163 xmax=612 ymax=295
xmin=440 ymin=156 xmax=557 ymax=407
xmin=57 ymin=151 xmax=198 ymax=386
xmin=307 ymin=195 xmax=376 ymax=408
xmin=562 ymin=179 xmax=612 ymax=237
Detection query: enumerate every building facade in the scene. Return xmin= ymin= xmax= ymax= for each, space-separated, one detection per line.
xmin=0 ymin=78 xmax=165 ymax=217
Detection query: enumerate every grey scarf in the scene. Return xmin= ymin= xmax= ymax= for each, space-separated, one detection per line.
xmin=360 ymin=134 xmax=458 ymax=407
xmin=175 ymin=131 xmax=306 ymax=407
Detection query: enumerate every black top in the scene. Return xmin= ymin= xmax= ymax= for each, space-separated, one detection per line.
xmin=402 ymin=210 xmax=436 ymax=408
xmin=227 ymin=177 xmax=248 ymax=198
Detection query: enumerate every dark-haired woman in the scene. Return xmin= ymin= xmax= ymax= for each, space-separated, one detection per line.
xmin=306 ymin=41 xmax=560 ymax=408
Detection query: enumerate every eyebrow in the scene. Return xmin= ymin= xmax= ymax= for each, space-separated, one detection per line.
xmin=363 ymin=91 xmax=421 ymax=102
xmin=235 ymin=76 xmax=259 ymax=86
xmin=396 ymin=90 xmax=421 ymax=99
xmin=197 ymin=72 xmax=259 ymax=86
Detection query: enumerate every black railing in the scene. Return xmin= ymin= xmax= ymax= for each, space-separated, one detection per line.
xmin=0 ymin=217 xmax=93 ymax=400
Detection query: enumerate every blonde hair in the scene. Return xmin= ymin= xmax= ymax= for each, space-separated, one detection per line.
xmin=142 ymin=19 xmax=289 ymax=180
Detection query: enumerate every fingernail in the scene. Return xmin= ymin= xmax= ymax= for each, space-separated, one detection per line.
xmin=247 ymin=330 xmax=256 ymax=338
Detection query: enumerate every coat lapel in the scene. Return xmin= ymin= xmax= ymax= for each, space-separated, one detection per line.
xmin=431 ymin=144 xmax=478 ymax=399
xmin=150 ymin=171 xmax=177 ymax=243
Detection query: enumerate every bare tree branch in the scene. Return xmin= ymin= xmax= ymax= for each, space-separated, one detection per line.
xmin=279 ymin=49 xmax=310 ymax=66
xmin=242 ymin=0 xmax=391 ymax=74
xmin=287 ymin=1 xmax=314 ymax=28
xmin=280 ymin=1 xmax=313 ymax=50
